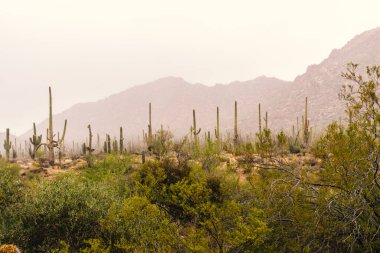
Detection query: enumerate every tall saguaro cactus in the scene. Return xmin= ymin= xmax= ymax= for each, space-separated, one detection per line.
xmin=86 ymin=125 xmax=95 ymax=155
xmin=234 ymin=101 xmax=238 ymax=146
xmin=46 ymin=87 xmax=67 ymax=165
xmin=3 ymin=128 xmax=12 ymax=161
xmin=258 ymin=104 xmax=262 ymax=134
xmin=303 ymin=97 xmax=310 ymax=145
xmin=192 ymin=109 xmax=201 ymax=146
xmin=215 ymin=106 xmax=220 ymax=142
xmin=120 ymin=127 xmax=124 ymax=154
xmin=29 ymin=123 xmax=42 ymax=160
xmin=107 ymin=134 xmax=111 ymax=154
xmin=147 ymin=102 xmax=153 ymax=147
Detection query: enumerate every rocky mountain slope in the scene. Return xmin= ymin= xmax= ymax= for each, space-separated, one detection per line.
xmin=20 ymin=27 xmax=380 ymax=143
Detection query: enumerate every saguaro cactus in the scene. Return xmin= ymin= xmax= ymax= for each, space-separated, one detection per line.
xmin=3 ymin=128 xmax=11 ymax=161
xmin=46 ymin=87 xmax=67 ymax=165
xmin=81 ymin=143 xmax=86 ymax=155
xmin=234 ymin=101 xmax=238 ymax=146
xmin=192 ymin=109 xmax=201 ymax=146
xmin=113 ymin=138 xmax=119 ymax=153
xmin=258 ymin=103 xmax=262 ymax=134
xmin=12 ymin=138 xmax=17 ymax=159
xmin=303 ymin=97 xmax=310 ymax=145
xmin=107 ymin=134 xmax=111 ymax=154
xmin=29 ymin=123 xmax=42 ymax=160
xmin=215 ymin=106 xmax=220 ymax=142
xmin=86 ymin=125 xmax=95 ymax=155
xmin=103 ymin=141 xmax=108 ymax=153
xmin=120 ymin=127 xmax=124 ymax=154
xmin=147 ymin=102 xmax=153 ymax=147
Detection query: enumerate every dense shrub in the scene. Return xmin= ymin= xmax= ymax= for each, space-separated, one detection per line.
xmin=1 ymin=174 xmax=121 ymax=252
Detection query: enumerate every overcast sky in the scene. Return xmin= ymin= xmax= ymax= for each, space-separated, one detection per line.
xmin=1 ymin=0 xmax=379 ymax=135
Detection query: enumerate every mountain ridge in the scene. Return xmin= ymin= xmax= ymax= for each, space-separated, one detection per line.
xmin=19 ymin=27 xmax=380 ymax=145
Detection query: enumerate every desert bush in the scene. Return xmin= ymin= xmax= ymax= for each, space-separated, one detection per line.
xmin=0 ymin=160 xmax=21 ymax=209
xmin=2 ymin=174 xmax=121 ymax=252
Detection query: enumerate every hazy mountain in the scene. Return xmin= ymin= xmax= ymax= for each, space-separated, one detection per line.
xmin=20 ymin=27 xmax=380 ymax=144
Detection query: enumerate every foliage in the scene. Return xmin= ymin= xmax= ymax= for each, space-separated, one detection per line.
xmin=1 ymin=174 xmax=120 ymax=252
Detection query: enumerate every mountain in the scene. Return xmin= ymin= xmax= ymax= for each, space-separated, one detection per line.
xmin=20 ymin=27 xmax=380 ymax=144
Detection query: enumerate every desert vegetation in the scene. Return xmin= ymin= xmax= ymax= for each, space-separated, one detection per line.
xmin=1 ymin=63 xmax=380 ymax=252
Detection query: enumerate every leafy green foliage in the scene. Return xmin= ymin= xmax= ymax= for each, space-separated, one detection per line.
xmin=1 ymin=174 xmax=121 ymax=252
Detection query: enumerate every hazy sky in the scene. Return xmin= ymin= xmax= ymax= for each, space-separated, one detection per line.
xmin=1 ymin=0 xmax=379 ymax=135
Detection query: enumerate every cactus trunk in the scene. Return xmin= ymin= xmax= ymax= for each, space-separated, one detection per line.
xmin=48 ymin=87 xmax=54 ymax=165
xmin=3 ymin=128 xmax=11 ymax=162
xmin=234 ymin=101 xmax=238 ymax=146
xmin=120 ymin=127 xmax=124 ymax=154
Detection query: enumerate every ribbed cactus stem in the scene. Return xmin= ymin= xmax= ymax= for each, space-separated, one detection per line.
xmin=3 ymin=128 xmax=12 ymax=161
xmin=103 ymin=141 xmax=107 ymax=153
xmin=82 ymin=143 xmax=87 ymax=155
xmin=216 ymin=106 xmax=220 ymax=141
xmin=304 ymin=97 xmax=309 ymax=145
xmin=107 ymin=134 xmax=111 ymax=154
xmin=234 ymin=101 xmax=238 ymax=146
xmin=113 ymin=138 xmax=118 ymax=153
xmin=87 ymin=124 xmax=94 ymax=155
xmin=45 ymin=87 xmax=67 ymax=165
xmin=29 ymin=122 xmax=43 ymax=160
xmin=192 ymin=109 xmax=201 ymax=146
xmin=48 ymin=86 xmax=54 ymax=165
xmin=259 ymin=103 xmax=262 ymax=134
xmin=265 ymin=111 xmax=268 ymax=130
xmin=148 ymin=102 xmax=153 ymax=146
xmin=97 ymin=133 xmax=100 ymax=150
xmin=120 ymin=126 xmax=124 ymax=154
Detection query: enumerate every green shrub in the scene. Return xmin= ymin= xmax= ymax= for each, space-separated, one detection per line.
xmin=2 ymin=174 xmax=121 ymax=252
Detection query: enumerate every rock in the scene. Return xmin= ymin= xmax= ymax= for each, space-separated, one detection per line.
xmin=219 ymin=153 xmax=238 ymax=169
xmin=63 ymin=159 xmax=73 ymax=165
xmin=163 ymin=153 xmax=179 ymax=169
xmin=69 ymin=159 xmax=88 ymax=170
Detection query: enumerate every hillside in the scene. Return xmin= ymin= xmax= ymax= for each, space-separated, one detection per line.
xmin=20 ymin=27 xmax=380 ymax=143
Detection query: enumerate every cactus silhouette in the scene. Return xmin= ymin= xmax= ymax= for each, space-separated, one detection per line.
xmin=86 ymin=124 xmax=95 ymax=155
xmin=29 ymin=122 xmax=42 ymax=160
xmin=192 ymin=109 xmax=201 ymax=146
xmin=234 ymin=101 xmax=238 ymax=146
xmin=43 ymin=87 xmax=67 ymax=165
xmin=3 ymin=128 xmax=12 ymax=161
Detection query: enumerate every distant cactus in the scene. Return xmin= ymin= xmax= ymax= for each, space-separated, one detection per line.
xmin=113 ymin=138 xmax=119 ymax=153
xmin=86 ymin=125 xmax=95 ymax=155
xmin=215 ymin=106 xmax=220 ymax=142
xmin=82 ymin=143 xmax=87 ymax=155
xmin=107 ymin=134 xmax=111 ymax=154
xmin=120 ymin=127 xmax=124 ymax=153
xmin=147 ymin=103 xmax=153 ymax=147
xmin=103 ymin=141 xmax=108 ymax=153
xmin=29 ymin=123 xmax=42 ymax=160
xmin=12 ymin=147 xmax=17 ymax=160
xmin=97 ymin=133 xmax=100 ymax=150
xmin=303 ymin=97 xmax=310 ymax=145
xmin=258 ymin=104 xmax=262 ymax=134
xmin=3 ymin=128 xmax=12 ymax=162
xmin=192 ymin=109 xmax=201 ymax=146
xmin=234 ymin=101 xmax=238 ymax=146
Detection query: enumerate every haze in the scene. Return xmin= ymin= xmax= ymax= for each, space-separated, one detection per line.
xmin=1 ymin=0 xmax=379 ymax=135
